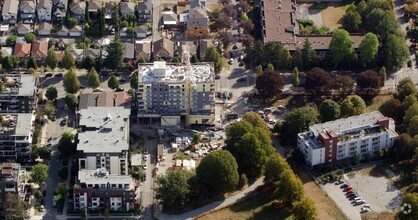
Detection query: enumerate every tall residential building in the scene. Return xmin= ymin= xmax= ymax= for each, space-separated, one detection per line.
xmin=297 ymin=111 xmax=398 ymax=167
xmin=0 ymin=75 xmax=37 ymax=114
xmin=136 ymin=61 xmax=215 ymax=126
xmin=74 ymin=107 xmax=137 ymax=211
xmin=0 ymin=163 xmax=25 ymax=215
xmin=0 ymin=114 xmax=35 ymax=161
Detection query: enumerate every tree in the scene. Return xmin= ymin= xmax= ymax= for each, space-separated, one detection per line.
xmin=43 ymin=103 xmax=56 ymax=119
xmin=356 ymin=70 xmax=380 ymax=99
xmin=64 ymin=94 xmax=78 ymax=111
xmin=138 ymin=57 xmax=147 ymax=64
xmin=242 ymin=112 xmax=270 ymax=131
xmin=292 ymin=48 xmax=303 ymax=69
xmin=255 ymin=70 xmax=284 ymax=99
xmin=329 ymin=29 xmax=353 ymax=66
xmin=190 ymin=54 xmax=199 ymax=63
xmin=291 ymin=67 xmax=300 ymax=87
xmin=108 ymin=74 xmax=120 ymax=90
xmin=383 ymin=34 xmax=409 ymax=69
xmin=45 ymin=86 xmax=58 ymax=101
xmin=219 ymin=0 xmax=231 ymax=5
xmin=304 ymin=67 xmax=332 ymax=98
xmin=192 ymin=133 xmax=201 ymax=144
xmin=6 ymin=35 xmax=17 ymax=46
xmin=403 ymin=95 xmax=417 ymax=111
xmin=266 ymin=63 xmax=274 ymax=71
xmin=340 ymin=95 xmax=366 ymax=117
xmin=281 ymin=107 xmax=319 ymax=146
xmin=292 ymin=197 xmax=318 ymax=220
xmin=66 ymin=17 xmax=78 ymax=28
xmin=238 ymin=0 xmax=251 ymax=12
xmin=58 ymin=167 xmax=69 ymax=181
xmin=212 ymin=13 xmax=233 ymax=30
xmin=31 ymin=164 xmax=48 ymax=185
xmin=63 ymin=69 xmax=81 ymax=94
xmin=333 ymin=75 xmax=354 ymax=97
xmin=27 ymin=57 xmax=38 ymax=69
xmin=379 ymin=98 xmax=403 ymax=123
xmin=83 ymin=55 xmax=96 ymax=69
xmin=276 ymin=168 xmax=304 ymax=206
xmin=380 ymin=66 xmax=387 ymax=86
xmin=376 ymin=12 xmax=399 ymax=40
xmin=221 ymin=5 xmax=237 ymax=19
xmin=45 ymin=47 xmax=58 ymax=70
xmin=393 ymin=133 xmax=414 ymax=161
xmin=319 ymin=99 xmax=341 ymax=122
xmin=225 ymin=120 xmax=253 ymax=150
xmin=280 ymin=48 xmax=291 ymax=69
xmin=241 ymin=12 xmax=248 ymax=22
xmin=2 ymin=56 xmax=13 ymax=70
xmin=57 ymin=182 xmax=67 ymax=197
xmin=397 ymin=77 xmax=417 ymax=101
xmin=204 ymin=46 xmax=223 ymax=73
xmin=359 ymin=33 xmax=379 ymax=67
xmin=61 ymin=49 xmax=75 ymax=70
xmin=105 ymin=36 xmax=124 ymax=70
xmin=408 ymin=116 xmax=418 ymax=136
xmin=87 ymin=67 xmax=100 ymax=89
xmin=130 ymin=72 xmax=138 ymax=89
xmin=404 ymin=103 xmax=418 ymax=129
xmin=339 ymin=5 xmax=362 ymax=32
xmin=401 ymin=193 xmax=418 ymax=220
xmin=3 ymin=193 xmax=29 ymax=220
xmin=264 ymin=154 xmax=291 ymax=185
xmin=58 ymin=130 xmax=75 ymax=157
xmin=256 ymin=65 xmax=263 ymax=75
xmin=24 ymin=33 xmax=36 ymax=43
xmin=196 ymin=150 xmax=239 ymax=194
xmin=217 ymin=31 xmax=233 ymax=50
xmin=171 ymin=57 xmax=180 ymax=63
xmin=241 ymin=34 xmax=254 ymax=49
xmin=37 ymin=146 xmax=51 ymax=160
xmin=301 ymin=38 xmax=317 ymax=69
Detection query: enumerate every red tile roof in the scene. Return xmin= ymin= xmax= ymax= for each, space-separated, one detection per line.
xmin=31 ymin=41 xmax=48 ymax=60
xmin=14 ymin=43 xmax=32 ymax=58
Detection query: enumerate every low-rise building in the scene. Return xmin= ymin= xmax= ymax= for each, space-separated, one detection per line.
xmin=31 ymin=40 xmax=48 ymax=61
xmin=37 ymin=0 xmax=52 ymax=22
xmin=120 ymin=2 xmax=136 ymax=17
xmin=297 ymin=111 xmax=398 ymax=167
xmin=78 ymin=92 xmax=131 ymax=110
xmin=2 ymin=0 xmax=19 ymax=24
xmin=0 ymin=75 xmax=37 ymax=114
xmin=0 ymin=163 xmax=25 ymax=214
xmin=137 ymin=0 xmax=151 ymax=24
xmin=135 ymin=41 xmax=151 ymax=61
xmin=14 ymin=43 xmax=32 ymax=59
xmin=70 ymin=2 xmax=86 ymax=22
xmin=16 ymin=24 xmax=33 ymax=35
xmin=37 ymin=22 xmax=52 ymax=35
xmin=19 ymin=0 xmax=36 ymax=22
xmin=185 ymin=7 xmax=209 ymax=37
xmin=153 ymin=38 xmax=174 ymax=60
xmin=52 ymin=0 xmax=68 ymax=21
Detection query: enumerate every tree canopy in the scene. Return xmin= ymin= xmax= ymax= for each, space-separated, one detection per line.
xmin=304 ymin=67 xmax=332 ymax=98
xmin=108 ymin=74 xmax=120 ymax=90
xmin=319 ymin=99 xmax=341 ymax=122
xmin=105 ymin=36 xmax=124 ymax=70
xmin=58 ymin=130 xmax=75 ymax=157
xmin=45 ymin=47 xmax=58 ymax=70
xmin=63 ymin=69 xmax=81 ymax=94
xmin=383 ymin=34 xmax=409 ymax=69
xmin=339 ymin=5 xmax=362 ymax=32
xmin=3 ymin=193 xmax=29 ymax=220
xmin=31 ymin=164 xmax=48 ymax=185
xmin=264 ymin=154 xmax=290 ymax=185
xmin=329 ymin=29 xmax=353 ymax=66
xmin=359 ymin=33 xmax=379 ymax=67
xmin=61 ymin=49 xmax=76 ymax=70
xmin=292 ymin=196 xmax=318 ymax=220
xmin=64 ymin=94 xmax=78 ymax=111
xmin=255 ymin=70 xmax=284 ymax=99
xmin=340 ymin=95 xmax=366 ymax=118
xmin=397 ymin=77 xmax=417 ymax=101
xmin=356 ymin=70 xmax=380 ymax=100
xmin=45 ymin=86 xmax=58 ymax=101
xmin=24 ymin=33 xmax=36 ymax=43
xmin=281 ymin=107 xmax=319 ymax=146
xmin=87 ymin=68 xmax=100 ymax=89
xmin=204 ymin=46 xmax=223 ymax=73
xmin=131 ymin=72 xmax=138 ymax=89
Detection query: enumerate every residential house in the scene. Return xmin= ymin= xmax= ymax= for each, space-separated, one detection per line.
xmin=56 ymin=25 xmax=69 ymax=36
xmin=30 ymin=40 xmax=48 ymax=61
xmin=136 ymin=26 xmax=150 ymax=38
xmin=57 ymin=39 xmax=67 ymax=50
xmin=161 ymin=14 xmax=177 ymax=27
xmin=69 ymin=46 xmax=84 ymax=62
xmin=69 ymin=25 xmax=83 ymax=37
xmin=2 ymin=0 xmax=19 ymax=24
xmin=84 ymin=48 xmax=100 ymax=60
xmin=185 ymin=7 xmax=209 ymax=37
xmin=88 ymin=0 xmax=102 ymax=14
xmin=37 ymin=22 xmax=52 ymax=36
xmin=137 ymin=0 xmax=151 ymax=24
xmin=178 ymin=42 xmax=197 ymax=60
xmin=0 ymin=163 xmax=26 ymax=215
xmin=19 ymin=0 xmax=36 ymax=23
xmin=0 ymin=47 xmax=13 ymax=57
xmin=37 ymin=0 xmax=52 ymax=22
xmin=14 ymin=43 xmax=31 ymax=58
xmin=120 ymin=2 xmax=136 ymax=17
xmin=0 ymin=75 xmax=37 ymax=114
xmin=123 ymin=42 xmax=135 ymax=61
xmin=55 ymin=50 xmax=65 ymax=61
xmin=199 ymin=39 xmax=212 ymax=60
xmin=135 ymin=42 xmax=151 ymax=61
xmin=153 ymin=38 xmax=174 ymax=60
xmin=52 ymin=0 xmax=68 ymax=21
xmin=119 ymin=27 xmax=131 ymax=37
xmin=104 ymin=2 xmax=116 ymax=20
xmin=70 ymin=2 xmax=86 ymax=22
xmin=16 ymin=24 xmax=33 ymax=35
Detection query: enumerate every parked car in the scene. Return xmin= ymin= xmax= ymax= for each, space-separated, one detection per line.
xmin=39 ymin=205 xmax=45 ymax=212
xmin=54 ymin=73 xmax=63 ymax=77
xmin=355 ymin=200 xmax=366 ymax=205
xmin=144 ymin=155 xmax=149 ymax=161
xmin=143 ymin=164 xmax=147 ymax=170
xmin=119 ymin=78 xmax=127 ymax=83
xmin=354 ymin=197 xmax=363 ymax=201
xmin=60 ymin=119 xmax=67 ymax=127
xmin=45 ymin=73 xmax=53 ymax=77
xmin=228 ymin=58 xmax=234 ymax=65
xmin=343 ymin=187 xmax=353 ymax=192
xmin=115 ymin=87 xmax=124 ymax=92
xmin=93 ymin=88 xmax=104 ymax=92
xmin=237 ymin=77 xmax=246 ymax=82
xmin=335 ymin=179 xmax=344 ymax=185
xmin=53 ymin=200 xmax=56 ymax=208
xmin=363 ymin=204 xmax=371 ymax=209
xmin=215 ymin=74 xmax=221 ymax=79
xmin=360 ymin=207 xmax=370 ymax=213
xmin=340 ymin=184 xmax=349 ymax=188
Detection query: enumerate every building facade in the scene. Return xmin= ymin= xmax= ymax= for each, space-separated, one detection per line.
xmin=0 ymin=163 xmax=25 ymax=215
xmin=0 ymin=75 xmax=37 ymax=114
xmin=136 ymin=61 xmax=215 ymax=126
xmin=297 ymin=111 xmax=398 ymax=167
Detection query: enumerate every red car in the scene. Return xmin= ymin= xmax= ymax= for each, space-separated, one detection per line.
xmin=343 ymin=187 xmax=353 ymax=192
xmin=346 ymin=189 xmax=353 ymax=194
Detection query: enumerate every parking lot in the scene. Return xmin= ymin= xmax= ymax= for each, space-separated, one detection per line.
xmin=323 ymin=166 xmax=402 ymax=220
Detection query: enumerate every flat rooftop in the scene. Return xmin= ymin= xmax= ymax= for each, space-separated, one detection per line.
xmin=0 ymin=163 xmax=20 ymax=182
xmin=0 ymin=75 xmax=36 ymax=96
xmin=79 ymin=91 xmax=131 ymax=110
xmin=78 ymin=107 xmax=130 ymax=153
xmin=0 ymin=114 xmax=34 ymax=136
xmin=138 ymin=61 xmax=213 ymax=83
xmin=78 ymin=169 xmax=133 ymax=186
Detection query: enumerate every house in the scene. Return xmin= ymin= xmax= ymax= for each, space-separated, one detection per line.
xmin=31 ymin=40 xmax=48 ymax=60
xmin=119 ymin=27 xmax=133 ymax=37
xmin=16 ymin=24 xmax=33 ymax=35
xmin=37 ymin=22 xmax=52 ymax=36
xmin=161 ymin=13 xmax=177 ymax=26
xmin=136 ymin=26 xmax=150 ymax=38
xmin=53 ymin=0 xmax=68 ymax=21
xmin=2 ymin=0 xmax=19 ymax=24
xmin=69 ymin=47 xmax=84 ymax=62
xmin=137 ymin=0 xmax=151 ymax=24
xmin=37 ymin=0 xmax=52 ymax=22
xmin=84 ymin=48 xmax=100 ymax=59
xmin=1 ymin=47 xmax=13 ymax=57
xmin=69 ymin=25 xmax=83 ymax=37
xmin=199 ymin=39 xmax=213 ymax=60
xmin=120 ymin=2 xmax=136 ymax=17
xmin=88 ymin=0 xmax=101 ymax=14
xmin=104 ymin=2 xmax=116 ymax=20
xmin=135 ymin=42 xmax=151 ymax=61
xmin=185 ymin=7 xmax=209 ymax=37
xmin=153 ymin=38 xmax=174 ymax=60
xmin=179 ymin=42 xmax=197 ymax=59
xmin=19 ymin=0 xmax=36 ymax=22
xmin=55 ymin=50 xmax=65 ymax=61
xmin=14 ymin=42 xmax=32 ymax=58
xmin=0 ymin=163 xmax=26 ymax=213
xmin=70 ymin=2 xmax=86 ymax=22
xmin=123 ymin=43 xmax=135 ymax=61
xmin=56 ymin=25 xmax=69 ymax=36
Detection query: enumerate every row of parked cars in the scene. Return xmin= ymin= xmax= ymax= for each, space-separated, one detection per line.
xmin=336 ymin=180 xmax=371 ymax=213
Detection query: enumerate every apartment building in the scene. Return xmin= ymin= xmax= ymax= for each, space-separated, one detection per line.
xmin=136 ymin=61 xmax=215 ymax=127
xmin=74 ymin=107 xmax=136 ymax=211
xmin=297 ymin=111 xmax=398 ymax=167
xmin=0 ymin=163 xmax=25 ymax=215
xmin=0 ymin=114 xmax=35 ymax=161
xmin=0 ymin=75 xmax=37 ymax=114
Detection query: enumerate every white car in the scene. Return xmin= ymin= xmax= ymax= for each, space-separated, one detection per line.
xmin=354 ymin=197 xmax=363 ymax=201
xmin=363 ymin=204 xmax=370 ymax=209
xmin=143 ymin=164 xmax=147 ymax=170
xmin=228 ymin=58 xmax=234 ymax=65
xmin=93 ymin=88 xmax=104 ymax=92
xmin=143 ymin=155 xmax=149 ymax=161
xmin=360 ymin=207 xmax=370 ymax=213
xmin=39 ymin=205 xmax=45 ymax=212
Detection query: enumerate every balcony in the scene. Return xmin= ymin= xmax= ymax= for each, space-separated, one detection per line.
xmin=5 ymin=187 xmax=16 ymax=192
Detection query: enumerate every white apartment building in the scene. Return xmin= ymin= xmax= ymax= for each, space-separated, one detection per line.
xmin=297 ymin=111 xmax=398 ymax=167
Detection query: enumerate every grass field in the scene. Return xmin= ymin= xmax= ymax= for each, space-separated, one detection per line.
xmin=365 ymin=95 xmax=392 ymax=112
xmin=321 ymin=4 xmax=345 ymax=29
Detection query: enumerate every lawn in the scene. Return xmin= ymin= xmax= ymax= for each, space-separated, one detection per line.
xmin=365 ymin=94 xmax=392 ymax=113
xmin=321 ymin=4 xmax=345 ymax=29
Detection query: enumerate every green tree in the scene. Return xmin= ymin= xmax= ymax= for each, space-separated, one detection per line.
xmin=403 ymin=95 xmax=417 ymax=111
xmin=319 ymin=99 xmax=341 ymax=122
xmin=30 ymin=164 xmax=48 ymax=185
xmin=171 ymin=57 xmax=180 ymax=63
xmin=339 ymin=4 xmax=362 ymax=32
xmin=83 ymin=55 xmax=96 ymax=69
xmin=241 ymin=13 xmax=248 ymax=22
xmin=196 ymin=150 xmax=239 ymax=194
xmin=66 ymin=17 xmax=78 ymax=28
xmin=408 ymin=116 xmax=418 ymax=136
xmin=397 ymin=77 xmax=417 ymax=101
xmin=58 ymin=167 xmax=69 ymax=181
xmin=340 ymin=95 xmax=366 ymax=117
xmin=256 ymin=65 xmax=263 ymax=75
xmin=276 ymin=168 xmax=304 ymax=206
xmin=61 ymin=49 xmax=75 ymax=70
xmin=301 ymin=38 xmax=317 ymax=69
xmin=255 ymin=70 xmax=284 ymax=99
xmin=45 ymin=86 xmax=58 ymax=101
xmin=281 ymin=107 xmax=319 ymax=146
xmin=138 ymin=57 xmax=146 ymax=64
xmin=43 ymin=103 xmax=56 ymax=119
xmin=401 ymin=193 xmax=418 ymax=220
xmin=264 ymin=154 xmax=291 ymax=185
xmin=280 ymin=48 xmax=291 ymax=69
xmin=105 ymin=36 xmax=124 ymax=70
xmin=384 ymin=34 xmax=409 ymax=69
xmin=2 ymin=56 xmax=13 ymax=70
xmin=130 ymin=72 xmax=138 ymax=89
xmin=57 ymin=182 xmax=67 ymax=197
xmin=359 ymin=33 xmax=379 ymax=67
xmin=380 ymin=66 xmax=387 ymax=86
xmin=291 ymin=67 xmax=300 ymax=87
xmin=267 ymin=63 xmax=274 ymax=71
xmin=108 ymin=74 xmax=120 ymax=90
xmin=190 ymin=54 xmax=199 ymax=63
xmin=292 ymin=48 xmax=303 ymax=69
xmin=379 ymin=98 xmax=403 ymax=123
xmin=24 ymin=33 xmax=36 ymax=43
xmin=393 ymin=134 xmax=414 ymax=161
xmin=329 ymin=29 xmax=354 ymax=66
xmin=204 ymin=46 xmax=223 ymax=73
xmin=58 ymin=131 xmax=75 ymax=157
xmin=404 ymin=103 xmax=418 ymax=129
xmin=37 ymin=146 xmax=51 ymax=160
xmin=45 ymin=47 xmax=58 ymax=70
xmin=3 ymin=193 xmax=29 ymax=220
xmin=292 ymin=196 xmax=318 ymax=220
xmin=192 ymin=133 xmax=201 ymax=144
xmin=87 ymin=67 xmax=100 ymax=89
xmin=64 ymin=94 xmax=78 ymax=111
xmin=6 ymin=35 xmax=17 ymax=46
xmin=242 ymin=111 xmax=270 ymax=131
xmin=63 ymin=69 xmax=80 ymax=94
xmin=27 ymin=57 xmax=38 ymax=69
